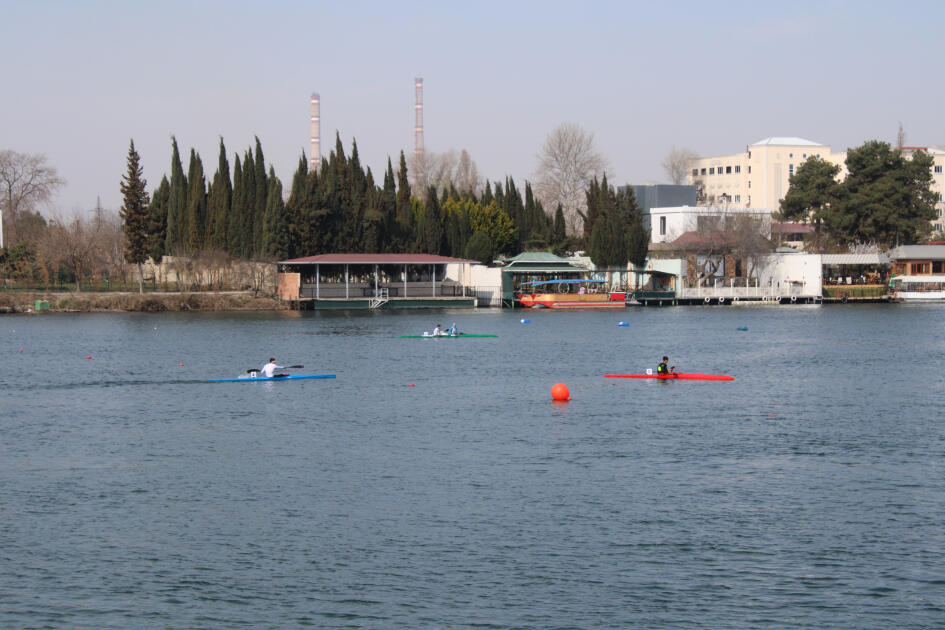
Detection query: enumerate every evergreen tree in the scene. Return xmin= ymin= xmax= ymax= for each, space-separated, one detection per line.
xmin=186 ymin=149 xmax=207 ymax=251
xmin=832 ymin=141 xmax=937 ymax=246
xmin=464 ymin=230 xmax=494 ymax=265
xmin=165 ymin=137 xmax=188 ymax=254
xmin=148 ymin=176 xmax=169 ymax=264
xmin=262 ymin=167 xmax=289 ymax=259
xmin=395 ymin=151 xmax=413 ymax=251
xmin=481 ymin=180 xmax=494 ymax=206
xmin=618 ymin=187 xmax=649 ymax=268
xmin=285 ymin=154 xmax=309 ymax=258
xmin=552 ymin=204 xmax=567 ymax=244
xmin=379 ymin=158 xmax=398 ymax=252
xmin=228 ymin=155 xmax=244 ymax=255
xmin=253 ymin=137 xmax=267 ymax=255
xmin=418 ymin=185 xmax=446 ymax=254
xmin=119 ymin=140 xmax=151 ymax=293
xmin=207 ymin=138 xmax=232 ymax=250
xmin=240 ymin=147 xmax=256 ymax=258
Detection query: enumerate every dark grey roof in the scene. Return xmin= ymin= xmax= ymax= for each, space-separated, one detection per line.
xmin=888 ymin=245 xmax=945 ymax=261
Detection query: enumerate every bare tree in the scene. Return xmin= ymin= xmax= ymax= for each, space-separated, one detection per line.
xmin=534 ymin=122 xmax=609 ymax=235
xmin=661 ymin=146 xmax=698 ymax=185
xmin=409 ymin=149 xmax=482 ymax=195
xmin=39 ymin=214 xmax=104 ymax=292
xmin=670 ymin=208 xmax=773 ymax=287
xmin=0 ymin=150 xmax=65 ymax=248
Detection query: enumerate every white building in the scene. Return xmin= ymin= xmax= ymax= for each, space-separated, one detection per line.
xmin=687 ymin=138 xmax=945 ymax=232
xmin=646 ymin=205 xmax=772 ymax=244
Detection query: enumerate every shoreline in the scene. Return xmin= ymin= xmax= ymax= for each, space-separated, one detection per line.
xmin=0 ymin=291 xmax=286 ymax=313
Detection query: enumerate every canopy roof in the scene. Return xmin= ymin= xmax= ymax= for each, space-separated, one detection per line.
xmin=280 ymin=253 xmax=477 ymax=265
xmin=821 ymin=253 xmax=889 ymax=265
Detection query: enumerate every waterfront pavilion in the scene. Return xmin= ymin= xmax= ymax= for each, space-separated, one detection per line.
xmin=277 ymin=253 xmax=480 ymax=309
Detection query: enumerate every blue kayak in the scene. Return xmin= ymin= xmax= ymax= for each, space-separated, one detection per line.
xmin=208 ymin=374 xmax=336 ymax=383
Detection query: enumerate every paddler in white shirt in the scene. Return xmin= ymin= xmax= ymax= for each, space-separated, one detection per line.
xmin=260 ymin=358 xmax=286 ymax=377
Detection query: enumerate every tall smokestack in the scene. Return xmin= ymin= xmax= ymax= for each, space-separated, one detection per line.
xmin=414 ymin=78 xmax=424 ymax=164
xmin=310 ymin=93 xmax=320 ymax=172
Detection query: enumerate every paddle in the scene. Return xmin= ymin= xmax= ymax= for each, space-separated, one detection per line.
xmin=246 ymin=364 xmax=304 ymax=373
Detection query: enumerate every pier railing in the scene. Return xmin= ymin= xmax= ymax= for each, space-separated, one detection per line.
xmin=299 ymin=283 xmax=489 ymax=300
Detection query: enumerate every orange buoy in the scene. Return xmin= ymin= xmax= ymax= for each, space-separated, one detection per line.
xmin=551 ymin=383 xmax=570 ymax=401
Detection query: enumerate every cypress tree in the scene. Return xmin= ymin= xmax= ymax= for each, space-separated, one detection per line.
xmin=241 ymin=147 xmax=256 ymax=258
xmin=207 ymin=138 xmax=232 ymax=250
xmin=481 ymin=180 xmax=494 ymax=206
xmin=285 ymin=154 xmax=309 ymax=258
xmin=263 ymin=167 xmax=289 ymax=259
xmin=148 ymin=176 xmax=169 ymax=264
xmin=186 ymin=149 xmax=207 ymax=251
xmin=119 ymin=139 xmax=151 ymax=293
xmin=165 ymin=137 xmax=188 ymax=254
xmin=553 ymin=204 xmax=567 ymax=244
xmin=228 ymin=155 xmax=243 ymax=256
xmin=420 ymin=185 xmax=445 ymax=255
xmin=379 ymin=158 xmax=397 ymax=252
xmin=395 ymin=151 xmax=413 ymax=251
xmin=253 ymin=137 xmax=267 ymax=256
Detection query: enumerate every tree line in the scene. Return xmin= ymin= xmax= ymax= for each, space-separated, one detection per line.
xmin=125 ymin=133 xmax=648 ymax=270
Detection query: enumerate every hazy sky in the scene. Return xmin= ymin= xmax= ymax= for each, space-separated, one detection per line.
xmin=3 ymin=0 xmax=944 ymax=214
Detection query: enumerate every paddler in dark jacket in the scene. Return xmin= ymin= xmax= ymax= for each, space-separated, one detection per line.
xmin=657 ymin=356 xmax=674 ymax=375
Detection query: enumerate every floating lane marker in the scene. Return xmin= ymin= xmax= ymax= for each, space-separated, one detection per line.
xmin=551 ymin=382 xmax=571 ymax=401
xmin=520 ymin=318 xmax=530 ymax=324
xmin=618 ymin=321 xmax=629 ymax=327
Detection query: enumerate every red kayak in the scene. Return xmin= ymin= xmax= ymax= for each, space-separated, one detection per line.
xmin=605 ymin=373 xmax=734 ymax=381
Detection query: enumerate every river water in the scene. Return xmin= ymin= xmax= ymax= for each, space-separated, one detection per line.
xmin=2 ymin=305 xmax=944 ymax=629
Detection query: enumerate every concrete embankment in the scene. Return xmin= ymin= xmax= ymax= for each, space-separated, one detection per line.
xmin=0 ymin=291 xmax=286 ymax=313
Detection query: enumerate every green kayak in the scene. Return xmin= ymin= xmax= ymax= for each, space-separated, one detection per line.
xmin=397 ymin=333 xmax=498 ymax=338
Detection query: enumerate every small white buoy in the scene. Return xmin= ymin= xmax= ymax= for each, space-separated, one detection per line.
xmin=520 ymin=318 xmax=530 ymax=324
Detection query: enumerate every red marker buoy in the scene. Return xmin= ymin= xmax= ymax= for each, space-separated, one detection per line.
xmin=87 ymin=355 xmax=92 ymax=360
xmin=551 ymin=383 xmax=571 ymax=402
xmin=179 ymin=363 xmax=184 ymax=367
xmin=409 ymin=383 xmax=415 ymax=387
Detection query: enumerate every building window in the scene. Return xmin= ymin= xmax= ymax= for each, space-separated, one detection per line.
xmin=935 ymin=165 xmax=943 ymax=173
xmin=659 ymin=216 xmax=666 ymax=236
xmin=747 ymin=166 xmax=751 ymax=174
xmin=803 ymin=154 xmax=807 ymax=158
xmin=734 ymin=165 xmax=740 ymax=173
xmin=692 ymin=169 xmax=698 ymax=177
xmin=701 ymin=168 xmax=706 ymax=175
xmin=789 ymin=153 xmax=793 ymax=158
xmin=709 ymin=167 xmax=715 ymax=175
xmin=789 ymin=164 xmax=794 ymax=177
xmin=726 ymin=166 xmax=732 ymax=174
xmin=748 ymin=181 xmax=751 ymax=188
xmin=734 ymin=194 xmax=741 ymax=202
xmin=939 ymin=193 xmax=944 ymax=202
xmin=748 ymin=151 xmax=751 ymax=159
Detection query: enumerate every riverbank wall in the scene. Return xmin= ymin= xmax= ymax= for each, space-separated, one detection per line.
xmin=0 ymin=291 xmax=286 ymax=313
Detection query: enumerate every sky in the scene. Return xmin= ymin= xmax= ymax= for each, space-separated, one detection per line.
xmin=2 ymin=0 xmax=944 ymax=215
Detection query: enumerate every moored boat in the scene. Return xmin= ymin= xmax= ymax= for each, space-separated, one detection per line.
xmin=515 ymin=279 xmax=626 ymax=309
xmin=890 ymin=275 xmax=945 ymax=302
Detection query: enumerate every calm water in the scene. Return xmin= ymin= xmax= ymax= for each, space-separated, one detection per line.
xmin=2 ymin=305 xmax=944 ymax=629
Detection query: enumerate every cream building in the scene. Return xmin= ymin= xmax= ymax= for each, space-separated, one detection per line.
xmin=687 ymin=138 xmax=945 ymax=232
